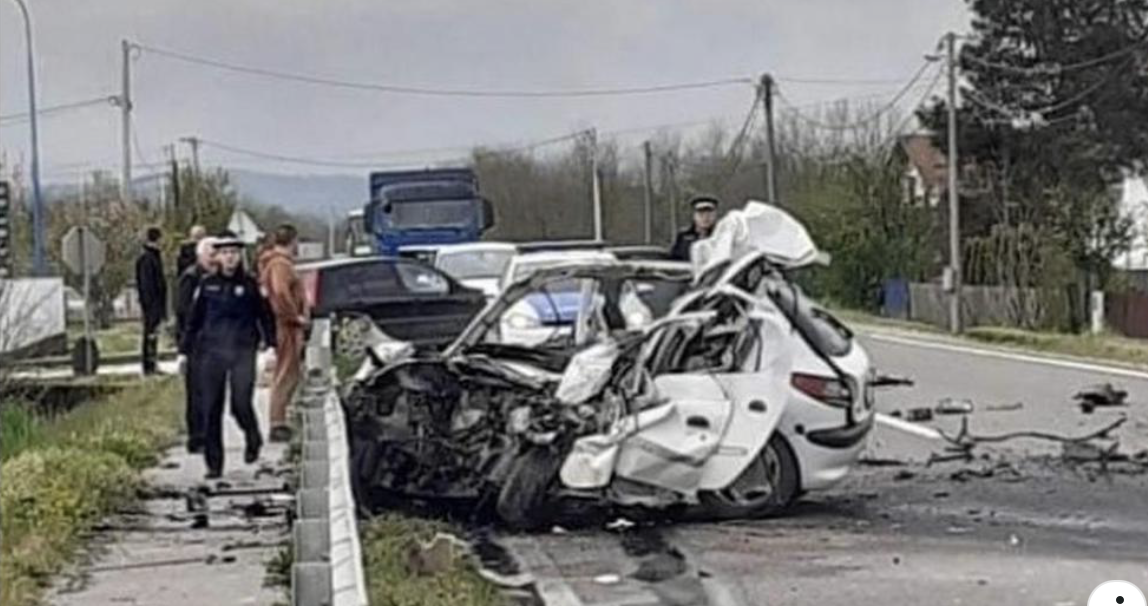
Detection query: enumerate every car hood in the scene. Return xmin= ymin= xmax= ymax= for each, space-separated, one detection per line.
xmin=692 ymin=201 xmax=827 ymax=274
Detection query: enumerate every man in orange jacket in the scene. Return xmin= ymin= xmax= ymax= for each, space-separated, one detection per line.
xmin=261 ymin=224 xmax=309 ymax=442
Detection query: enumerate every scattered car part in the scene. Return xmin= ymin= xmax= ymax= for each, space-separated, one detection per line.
xmin=1075 ymin=383 xmax=1129 ymax=414
xmin=935 ymin=398 xmax=975 ymax=415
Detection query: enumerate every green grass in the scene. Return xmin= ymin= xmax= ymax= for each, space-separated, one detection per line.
xmin=0 ymin=379 xmax=183 ymax=606
xmin=66 ymin=321 xmax=173 ymax=357
xmin=361 ymin=514 xmax=504 ymax=606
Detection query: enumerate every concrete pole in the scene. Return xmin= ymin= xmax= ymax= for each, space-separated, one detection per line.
xmin=642 ymin=141 xmax=653 ymax=243
xmin=12 ymin=0 xmax=46 ymax=275
xmin=946 ymin=32 xmax=963 ymax=334
xmin=760 ymin=74 xmax=779 ymax=205
xmin=121 ymin=39 xmax=133 ymax=202
xmin=589 ymin=129 xmax=602 ymax=242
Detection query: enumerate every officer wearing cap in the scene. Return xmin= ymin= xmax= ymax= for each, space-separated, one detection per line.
xmin=670 ymin=195 xmax=720 ymax=261
xmin=182 ymin=231 xmax=276 ymax=479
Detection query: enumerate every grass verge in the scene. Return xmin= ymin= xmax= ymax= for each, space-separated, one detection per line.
xmin=0 ymin=378 xmax=183 ymax=606
xmin=361 ymin=514 xmax=504 ymax=606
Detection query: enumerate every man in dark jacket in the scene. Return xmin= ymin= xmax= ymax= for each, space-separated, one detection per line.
xmin=135 ymin=226 xmax=167 ymax=375
xmin=176 ymin=236 xmax=217 ymax=453
xmin=182 ymin=232 xmax=276 ymax=479
xmin=670 ymin=195 xmax=720 ymax=262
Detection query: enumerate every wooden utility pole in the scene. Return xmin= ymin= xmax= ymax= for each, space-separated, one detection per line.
xmin=662 ymin=154 xmax=679 ymax=237
xmin=642 ymin=141 xmax=654 ymax=243
xmin=589 ymin=129 xmax=603 ymax=241
xmin=945 ymin=32 xmax=963 ymax=334
xmin=760 ymin=74 xmax=779 ymax=204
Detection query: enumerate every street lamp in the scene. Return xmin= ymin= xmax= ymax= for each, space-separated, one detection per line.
xmin=10 ymin=0 xmax=46 ymax=276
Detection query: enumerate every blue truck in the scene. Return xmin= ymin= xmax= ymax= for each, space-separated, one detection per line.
xmin=360 ymin=168 xmax=495 ymax=256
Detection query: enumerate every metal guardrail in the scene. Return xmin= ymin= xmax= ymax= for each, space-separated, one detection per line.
xmin=293 ymin=318 xmax=369 ymax=606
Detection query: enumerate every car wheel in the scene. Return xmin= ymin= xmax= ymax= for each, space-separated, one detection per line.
xmin=697 ymin=434 xmax=799 ymax=520
xmin=335 ymin=315 xmax=371 ymax=360
xmin=496 ymin=447 xmax=563 ymax=531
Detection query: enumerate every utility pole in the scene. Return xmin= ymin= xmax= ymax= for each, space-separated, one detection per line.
xmin=662 ymin=154 xmax=679 ymax=237
xmin=588 ymin=129 xmax=603 ymax=242
xmin=121 ymin=39 xmax=133 ymax=203
xmin=180 ymin=136 xmax=201 ymax=175
xmin=12 ymin=0 xmax=46 ymax=275
xmin=760 ymin=74 xmax=779 ymax=205
xmin=165 ymin=144 xmax=180 ymax=215
xmin=945 ymin=32 xmax=963 ymax=334
xmin=642 ymin=141 xmax=653 ymax=244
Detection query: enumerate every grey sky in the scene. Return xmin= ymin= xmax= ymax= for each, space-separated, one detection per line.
xmin=1 ymin=0 xmax=968 ymax=182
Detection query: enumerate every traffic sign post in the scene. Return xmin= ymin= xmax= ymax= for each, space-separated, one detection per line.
xmin=62 ymin=226 xmax=106 ymax=375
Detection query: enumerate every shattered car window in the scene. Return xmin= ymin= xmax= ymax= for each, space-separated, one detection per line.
xmin=395 ymin=262 xmax=451 ymax=295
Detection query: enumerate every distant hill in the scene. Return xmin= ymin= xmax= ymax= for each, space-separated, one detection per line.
xmin=229 ymin=170 xmax=365 ymax=217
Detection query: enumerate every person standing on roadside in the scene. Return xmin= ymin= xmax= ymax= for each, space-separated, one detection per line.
xmin=261 ymin=224 xmax=308 ymax=443
xmin=135 ymin=226 xmax=168 ymax=375
xmin=182 ymin=232 xmax=275 ymax=479
xmin=670 ymin=195 xmax=721 ymax=262
xmin=177 ymin=224 xmax=207 ymax=277
xmin=175 ymin=237 xmax=217 ymax=453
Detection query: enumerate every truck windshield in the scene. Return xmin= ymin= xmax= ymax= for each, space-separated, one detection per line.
xmin=390 ymin=199 xmax=473 ymax=229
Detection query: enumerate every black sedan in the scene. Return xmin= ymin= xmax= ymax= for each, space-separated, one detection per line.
xmin=298 ymin=256 xmax=486 ymax=349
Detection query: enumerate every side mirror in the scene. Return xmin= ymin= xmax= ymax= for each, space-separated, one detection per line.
xmin=481 ymin=198 xmax=495 ymax=231
xmin=382 ymin=202 xmax=393 ymax=214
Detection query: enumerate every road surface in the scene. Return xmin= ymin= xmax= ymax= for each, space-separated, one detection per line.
xmin=501 ymin=330 xmax=1148 ymax=606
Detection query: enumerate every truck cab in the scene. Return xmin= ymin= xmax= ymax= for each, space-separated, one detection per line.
xmin=363 ymin=168 xmax=495 ymax=256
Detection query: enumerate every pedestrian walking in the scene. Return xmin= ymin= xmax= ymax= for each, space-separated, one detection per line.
xmin=260 ymin=224 xmax=309 ymax=443
xmin=135 ymin=226 xmax=168 ymax=375
xmin=182 ymin=232 xmax=276 ymax=479
xmin=175 ymin=236 xmax=217 ymax=454
xmin=670 ymin=195 xmax=720 ymax=262
xmin=176 ymin=224 xmax=207 ymax=277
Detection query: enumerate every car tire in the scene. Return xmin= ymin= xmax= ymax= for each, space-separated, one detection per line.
xmin=496 ymin=447 xmax=563 ymax=531
xmin=696 ymin=433 xmax=799 ymax=520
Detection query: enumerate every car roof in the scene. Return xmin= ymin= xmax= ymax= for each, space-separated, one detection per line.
xmin=434 ymin=242 xmax=519 ymax=255
xmin=511 ymin=250 xmax=615 ymax=266
xmin=296 ymin=256 xmax=405 ymax=271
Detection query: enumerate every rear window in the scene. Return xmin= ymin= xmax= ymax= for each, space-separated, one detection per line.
xmin=396 ymin=263 xmax=451 ymax=295
xmin=763 ymin=277 xmax=852 ymax=357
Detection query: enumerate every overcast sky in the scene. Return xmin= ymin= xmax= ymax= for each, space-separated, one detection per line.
xmin=0 ymin=0 xmax=968 ymax=182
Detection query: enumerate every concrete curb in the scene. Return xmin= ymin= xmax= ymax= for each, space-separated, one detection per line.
xmin=292 ymin=318 xmax=369 ymax=606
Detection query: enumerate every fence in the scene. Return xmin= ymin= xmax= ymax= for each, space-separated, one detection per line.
xmin=906 ymin=282 xmax=1048 ymax=330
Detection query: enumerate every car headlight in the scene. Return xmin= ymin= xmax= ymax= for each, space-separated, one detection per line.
xmin=506 ymin=311 xmax=540 ymax=330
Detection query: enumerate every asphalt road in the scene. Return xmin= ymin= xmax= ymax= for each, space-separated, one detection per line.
xmin=501 ymin=331 xmax=1148 ymax=606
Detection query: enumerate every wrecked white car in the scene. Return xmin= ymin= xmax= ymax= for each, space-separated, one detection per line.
xmin=344 ymin=203 xmax=875 ymax=528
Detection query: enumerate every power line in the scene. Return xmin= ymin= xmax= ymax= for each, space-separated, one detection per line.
xmin=132 ymin=41 xmax=754 ymax=99
xmin=963 ymin=56 xmax=1135 ymax=122
xmin=0 ymin=95 xmax=117 ymax=124
xmin=774 ymin=60 xmax=939 ymax=131
xmin=773 ymin=74 xmax=923 ymax=86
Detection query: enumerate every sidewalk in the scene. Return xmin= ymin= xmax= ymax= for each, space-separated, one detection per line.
xmin=47 ymin=386 xmax=291 ymax=606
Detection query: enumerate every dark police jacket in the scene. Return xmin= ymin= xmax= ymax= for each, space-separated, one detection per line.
xmin=135 ymin=245 xmax=167 ymax=324
xmin=175 ymin=264 xmax=206 ymax=349
xmin=670 ymin=227 xmax=708 ymax=262
xmin=181 ymin=268 xmax=276 ymax=355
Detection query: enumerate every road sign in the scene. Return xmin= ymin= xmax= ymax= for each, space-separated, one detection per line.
xmin=61 ymin=226 xmax=105 ymax=275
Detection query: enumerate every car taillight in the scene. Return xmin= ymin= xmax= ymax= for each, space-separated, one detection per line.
xmin=791 ymin=373 xmax=852 ymax=408
xmin=302 ymin=271 xmax=321 ymax=309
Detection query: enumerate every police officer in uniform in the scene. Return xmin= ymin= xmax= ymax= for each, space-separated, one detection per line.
xmin=182 ymin=232 xmax=276 ymax=479
xmin=670 ymin=195 xmax=720 ymax=262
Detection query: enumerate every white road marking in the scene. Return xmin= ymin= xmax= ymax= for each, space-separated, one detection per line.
xmin=864 ymin=332 xmax=1148 ymax=381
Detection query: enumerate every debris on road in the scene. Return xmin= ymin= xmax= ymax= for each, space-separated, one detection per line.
xmin=1061 ymin=438 xmax=1122 ymax=463
xmin=906 ymin=407 xmax=935 ymax=422
xmin=593 ymin=574 xmax=622 ymax=585
xmin=936 ymin=398 xmax=975 ymax=415
xmin=985 ymin=402 xmax=1024 ymax=412
xmin=1075 ymin=383 xmax=1129 ymax=414
xmin=936 ymin=415 xmax=1128 ymax=461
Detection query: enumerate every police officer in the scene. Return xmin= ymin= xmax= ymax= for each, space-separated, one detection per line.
xmin=182 ymin=232 xmax=276 ymax=479
xmin=135 ymin=226 xmax=167 ymax=375
xmin=175 ymin=237 xmax=217 ymax=454
xmin=670 ymin=195 xmax=720 ymax=262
